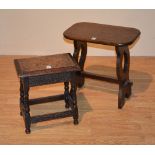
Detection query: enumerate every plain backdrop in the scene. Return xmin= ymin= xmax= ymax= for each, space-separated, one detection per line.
xmin=0 ymin=9 xmax=154 ymax=56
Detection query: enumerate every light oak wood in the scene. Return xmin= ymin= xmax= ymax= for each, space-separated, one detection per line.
xmin=0 ymin=56 xmax=155 ymax=144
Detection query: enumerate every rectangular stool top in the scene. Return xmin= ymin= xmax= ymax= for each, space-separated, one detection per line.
xmin=63 ymin=22 xmax=141 ymax=47
xmin=14 ymin=53 xmax=80 ymax=78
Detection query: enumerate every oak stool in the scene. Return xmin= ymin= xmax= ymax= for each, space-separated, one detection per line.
xmin=64 ymin=22 xmax=141 ymax=109
xmin=14 ymin=53 xmax=80 ymax=134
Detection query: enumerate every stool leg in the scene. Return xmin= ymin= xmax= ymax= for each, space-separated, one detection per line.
xmin=20 ymin=79 xmax=24 ymax=116
xmin=73 ymin=41 xmax=87 ymax=88
xmin=73 ymin=40 xmax=81 ymax=62
xmin=64 ymin=82 xmax=70 ymax=108
xmin=70 ymin=80 xmax=79 ymax=125
xmin=116 ymin=46 xmax=133 ymax=109
xmin=22 ymin=78 xmax=31 ymax=134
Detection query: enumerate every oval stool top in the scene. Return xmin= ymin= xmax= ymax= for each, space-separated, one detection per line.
xmin=64 ymin=22 xmax=141 ymax=46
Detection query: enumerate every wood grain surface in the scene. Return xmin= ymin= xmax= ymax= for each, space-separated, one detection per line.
xmin=0 ymin=56 xmax=154 ymax=144
xmin=63 ymin=22 xmax=140 ymax=46
xmin=14 ymin=53 xmax=80 ymax=77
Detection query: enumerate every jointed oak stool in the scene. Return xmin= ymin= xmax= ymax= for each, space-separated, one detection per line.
xmin=14 ymin=53 xmax=80 ymax=134
xmin=64 ymin=22 xmax=141 ymax=109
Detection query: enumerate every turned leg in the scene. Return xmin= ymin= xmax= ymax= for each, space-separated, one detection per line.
xmin=20 ymin=79 xmax=24 ymax=116
xmin=116 ymin=46 xmax=133 ymax=109
xmin=70 ymin=76 xmax=78 ymax=124
xmin=64 ymin=82 xmax=70 ymax=108
xmin=73 ymin=40 xmax=87 ymax=88
xmin=22 ymin=78 xmax=31 ymax=134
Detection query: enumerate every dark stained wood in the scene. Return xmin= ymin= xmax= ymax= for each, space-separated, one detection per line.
xmin=29 ymin=94 xmax=64 ymax=105
xmin=64 ymin=22 xmax=141 ymax=46
xmin=31 ymin=110 xmax=73 ymax=123
xmin=116 ymin=46 xmax=133 ymax=108
xmin=70 ymin=78 xmax=78 ymax=125
xmin=28 ymin=72 xmax=72 ymax=87
xmin=22 ymin=77 xmax=31 ymax=134
xmin=64 ymin=82 xmax=70 ymax=108
xmin=73 ymin=41 xmax=87 ymax=87
xmin=83 ymin=71 xmax=118 ymax=84
xmin=19 ymin=79 xmax=24 ymax=116
xmin=14 ymin=53 xmax=80 ymax=134
xmin=64 ymin=22 xmax=141 ymax=109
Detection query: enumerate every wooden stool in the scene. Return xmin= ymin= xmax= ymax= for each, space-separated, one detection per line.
xmin=64 ymin=22 xmax=141 ymax=109
xmin=14 ymin=53 xmax=80 ymax=134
